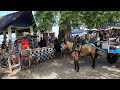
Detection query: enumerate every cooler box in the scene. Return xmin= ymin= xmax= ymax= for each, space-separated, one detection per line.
xmin=115 ymin=48 xmax=120 ymax=53
xmin=19 ymin=40 xmax=30 ymax=50
xmin=109 ymin=48 xmax=120 ymax=53
xmin=109 ymin=50 xmax=116 ymax=53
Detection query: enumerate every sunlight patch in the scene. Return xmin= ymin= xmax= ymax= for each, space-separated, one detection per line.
xmin=50 ymin=60 xmax=62 ymax=67
xmin=102 ymin=66 xmax=120 ymax=72
xmin=33 ymin=72 xmax=59 ymax=79
xmin=99 ymin=76 xmax=106 ymax=79
xmin=2 ymin=75 xmax=18 ymax=79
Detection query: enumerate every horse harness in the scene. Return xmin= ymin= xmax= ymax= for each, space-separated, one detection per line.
xmin=72 ymin=43 xmax=83 ymax=54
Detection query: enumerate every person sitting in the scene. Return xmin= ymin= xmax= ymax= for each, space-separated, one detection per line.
xmin=72 ymin=35 xmax=80 ymax=51
xmin=115 ymin=33 xmax=120 ymax=46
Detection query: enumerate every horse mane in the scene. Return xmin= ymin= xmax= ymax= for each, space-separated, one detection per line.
xmin=66 ymin=41 xmax=73 ymax=44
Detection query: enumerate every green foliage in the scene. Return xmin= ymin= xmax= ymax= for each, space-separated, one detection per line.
xmin=34 ymin=11 xmax=57 ymax=33
xmin=81 ymin=11 xmax=120 ymax=29
xmin=59 ymin=11 xmax=81 ymax=30
xmin=34 ymin=11 xmax=120 ymax=33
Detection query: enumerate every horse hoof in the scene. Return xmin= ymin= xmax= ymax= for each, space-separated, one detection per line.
xmin=75 ymin=69 xmax=79 ymax=72
xmin=115 ymin=65 xmax=120 ymax=68
xmin=92 ymin=67 xmax=95 ymax=69
xmin=91 ymin=65 xmax=95 ymax=69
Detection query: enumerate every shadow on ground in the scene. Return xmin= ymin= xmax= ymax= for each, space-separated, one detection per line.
xmin=1 ymin=55 xmax=120 ymax=79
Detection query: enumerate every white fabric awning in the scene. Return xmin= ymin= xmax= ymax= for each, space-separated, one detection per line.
xmin=105 ymin=27 xmax=120 ymax=30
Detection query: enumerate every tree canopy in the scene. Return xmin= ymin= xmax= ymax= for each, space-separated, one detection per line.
xmin=34 ymin=11 xmax=120 ymax=33
xmin=81 ymin=11 xmax=120 ymax=29
xmin=34 ymin=11 xmax=58 ymax=33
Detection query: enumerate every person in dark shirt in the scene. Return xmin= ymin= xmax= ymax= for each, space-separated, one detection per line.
xmin=54 ymin=38 xmax=61 ymax=53
xmin=38 ymin=37 xmax=43 ymax=48
xmin=42 ymin=38 xmax=47 ymax=47
xmin=72 ymin=35 xmax=80 ymax=51
xmin=99 ymin=31 xmax=103 ymax=41
xmin=1 ymin=41 xmax=7 ymax=49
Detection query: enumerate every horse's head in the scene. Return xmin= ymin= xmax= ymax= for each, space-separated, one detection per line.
xmin=61 ymin=41 xmax=68 ymax=50
xmin=61 ymin=41 xmax=80 ymax=53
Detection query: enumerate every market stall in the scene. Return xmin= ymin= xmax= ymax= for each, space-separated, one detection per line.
xmin=15 ymin=34 xmax=55 ymax=67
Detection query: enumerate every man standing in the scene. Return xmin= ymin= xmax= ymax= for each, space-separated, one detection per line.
xmin=38 ymin=37 xmax=43 ymax=48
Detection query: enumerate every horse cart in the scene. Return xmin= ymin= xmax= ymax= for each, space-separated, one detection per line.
xmin=0 ymin=34 xmax=39 ymax=73
xmin=87 ymin=27 xmax=120 ymax=64
xmin=17 ymin=34 xmax=55 ymax=64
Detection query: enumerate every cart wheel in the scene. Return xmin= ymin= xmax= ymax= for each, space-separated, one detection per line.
xmin=107 ymin=53 xmax=118 ymax=64
xmin=21 ymin=57 xmax=31 ymax=69
xmin=1 ymin=61 xmax=8 ymax=68
xmin=1 ymin=58 xmax=9 ymax=68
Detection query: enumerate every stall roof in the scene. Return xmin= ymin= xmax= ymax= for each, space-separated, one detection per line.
xmin=99 ymin=21 xmax=120 ymax=30
xmin=105 ymin=26 xmax=120 ymax=30
xmin=0 ymin=11 xmax=35 ymax=33
xmin=71 ymin=29 xmax=83 ymax=34
xmin=99 ymin=24 xmax=110 ymax=29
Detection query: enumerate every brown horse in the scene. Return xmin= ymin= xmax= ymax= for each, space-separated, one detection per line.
xmin=61 ymin=41 xmax=99 ymax=72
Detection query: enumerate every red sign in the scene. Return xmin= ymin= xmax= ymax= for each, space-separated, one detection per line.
xmin=19 ymin=40 xmax=30 ymax=50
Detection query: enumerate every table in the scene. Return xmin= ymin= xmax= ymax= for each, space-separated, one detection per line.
xmin=31 ymin=47 xmax=55 ymax=62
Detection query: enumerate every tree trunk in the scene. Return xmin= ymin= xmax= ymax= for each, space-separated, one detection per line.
xmin=64 ymin=23 xmax=71 ymax=41
xmin=58 ymin=29 xmax=65 ymax=40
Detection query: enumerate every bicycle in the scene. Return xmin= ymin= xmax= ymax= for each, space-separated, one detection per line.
xmin=0 ymin=51 xmax=31 ymax=68
xmin=19 ymin=50 xmax=31 ymax=69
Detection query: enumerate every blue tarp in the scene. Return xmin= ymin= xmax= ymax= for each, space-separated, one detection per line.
xmin=71 ymin=29 xmax=83 ymax=34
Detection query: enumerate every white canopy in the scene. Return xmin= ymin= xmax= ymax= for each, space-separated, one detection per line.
xmin=105 ymin=26 xmax=120 ymax=30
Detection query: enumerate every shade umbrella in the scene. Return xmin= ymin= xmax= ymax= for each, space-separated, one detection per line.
xmin=71 ymin=29 xmax=83 ymax=34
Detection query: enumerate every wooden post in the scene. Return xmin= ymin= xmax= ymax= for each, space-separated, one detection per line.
xmin=8 ymin=55 xmax=12 ymax=72
xmin=30 ymin=26 xmax=34 ymax=35
xmin=36 ymin=31 xmax=40 ymax=41
xmin=3 ymin=31 xmax=6 ymax=39
xmin=15 ymin=30 xmax=18 ymax=40
xmin=3 ymin=31 xmax=6 ymax=36
xmin=7 ymin=26 xmax=12 ymax=41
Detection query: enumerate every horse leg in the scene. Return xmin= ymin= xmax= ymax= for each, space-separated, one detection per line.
xmin=74 ymin=60 xmax=77 ymax=70
xmin=92 ymin=59 xmax=95 ymax=69
xmin=90 ymin=53 xmax=95 ymax=69
xmin=60 ymin=51 xmax=63 ymax=58
xmin=75 ymin=51 xmax=79 ymax=72
xmin=62 ymin=49 xmax=66 ymax=58
xmin=76 ymin=60 xmax=79 ymax=72
xmin=91 ymin=50 xmax=98 ymax=69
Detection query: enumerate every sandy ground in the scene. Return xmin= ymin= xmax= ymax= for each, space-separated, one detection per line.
xmin=1 ymin=54 xmax=120 ymax=79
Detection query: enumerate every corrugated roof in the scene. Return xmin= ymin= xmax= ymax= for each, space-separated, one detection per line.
xmin=0 ymin=11 xmax=35 ymax=33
